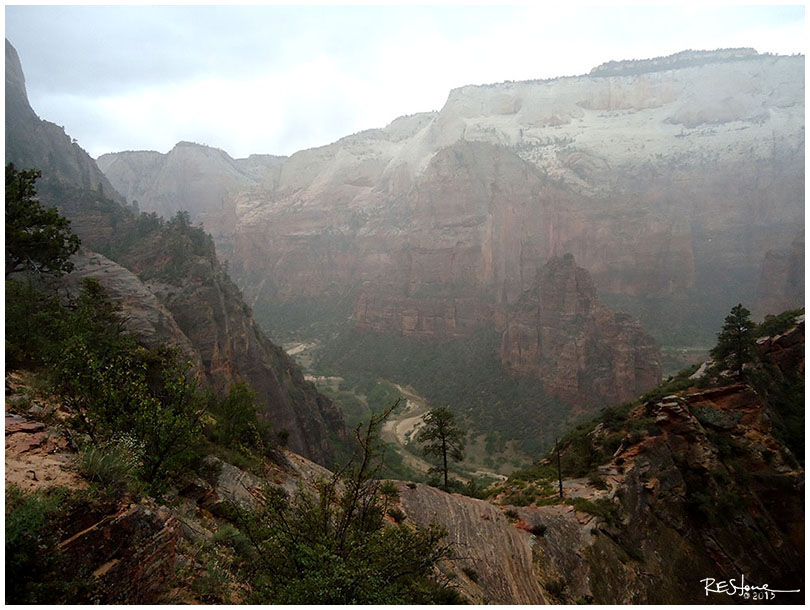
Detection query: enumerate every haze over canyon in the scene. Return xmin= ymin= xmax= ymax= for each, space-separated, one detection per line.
xmin=5 ymin=36 xmax=805 ymax=604
xmin=97 ymin=48 xmax=804 ymax=446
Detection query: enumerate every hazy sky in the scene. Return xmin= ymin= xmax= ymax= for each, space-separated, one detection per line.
xmin=5 ymin=4 xmax=806 ymax=159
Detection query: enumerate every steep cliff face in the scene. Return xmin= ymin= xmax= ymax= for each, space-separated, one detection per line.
xmin=100 ymin=51 xmax=803 ymax=340
xmin=500 ymin=254 xmax=661 ymax=408
xmin=110 ymin=225 xmax=346 ymax=460
xmin=553 ymin=380 xmax=804 ymax=604
xmin=96 ymin=145 xmax=286 ymax=260
xmin=4 ymin=40 xmax=345 ymax=466
xmin=755 ymin=231 xmax=805 ymax=319
xmin=100 ymin=50 xmax=803 ymax=411
xmin=395 ymin=482 xmax=548 ymax=604
xmin=58 ymin=250 xmax=202 ymax=371
xmin=5 ymin=41 xmax=123 ymax=206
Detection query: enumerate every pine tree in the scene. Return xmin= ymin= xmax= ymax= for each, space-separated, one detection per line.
xmin=5 ymin=164 xmax=80 ymax=277
xmin=416 ymin=407 xmax=465 ymax=491
xmin=711 ymin=303 xmax=756 ymax=376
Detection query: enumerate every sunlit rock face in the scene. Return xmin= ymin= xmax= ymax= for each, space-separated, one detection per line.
xmin=100 ymin=49 xmax=804 ymax=404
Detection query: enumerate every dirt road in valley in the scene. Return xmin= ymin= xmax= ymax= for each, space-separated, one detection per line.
xmin=284 ymin=342 xmax=505 ymax=481
xmin=380 ymin=383 xmax=435 ymax=474
xmin=381 ymin=383 xmax=506 ymax=482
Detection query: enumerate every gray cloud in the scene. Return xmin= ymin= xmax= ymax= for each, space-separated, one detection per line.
xmin=5 ymin=5 xmax=805 ymax=159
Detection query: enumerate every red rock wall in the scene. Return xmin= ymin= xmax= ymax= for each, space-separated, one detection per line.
xmin=500 ymin=255 xmax=662 ymax=407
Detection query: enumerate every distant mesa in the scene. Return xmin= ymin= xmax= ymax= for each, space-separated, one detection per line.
xmin=590 ymin=47 xmax=761 ymax=76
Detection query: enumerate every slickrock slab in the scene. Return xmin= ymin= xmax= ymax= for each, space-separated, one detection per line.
xmin=397 ymin=482 xmax=547 ymax=604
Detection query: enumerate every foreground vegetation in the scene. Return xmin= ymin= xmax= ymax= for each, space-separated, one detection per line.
xmin=5 ymin=165 xmax=459 ymax=604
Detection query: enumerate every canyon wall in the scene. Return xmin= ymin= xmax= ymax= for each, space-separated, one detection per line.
xmin=5 ymin=39 xmax=346 ymax=465
xmin=100 ymin=50 xmax=803 ymax=338
xmin=98 ymin=49 xmax=803 ymax=412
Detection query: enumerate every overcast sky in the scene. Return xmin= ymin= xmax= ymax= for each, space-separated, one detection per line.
xmin=5 ymin=4 xmax=806 ymax=160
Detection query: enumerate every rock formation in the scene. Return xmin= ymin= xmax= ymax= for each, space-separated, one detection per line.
xmin=5 ymin=316 xmax=803 ymax=604
xmin=500 ymin=254 xmax=661 ymax=408
xmin=4 ymin=39 xmax=346 ymax=466
xmin=401 ymin=317 xmax=805 ymax=604
xmin=99 ymin=48 xmax=803 ymax=414
xmin=396 ymin=482 xmax=548 ymax=604
xmin=100 ymin=50 xmax=803 ymax=331
xmin=58 ymin=250 xmax=203 ymax=370
xmin=755 ymin=231 xmax=804 ymax=319
xmin=5 ymin=41 xmax=123 ymax=205
xmin=59 ymin=501 xmax=181 ymax=604
xmin=96 ymin=144 xmax=286 ymax=260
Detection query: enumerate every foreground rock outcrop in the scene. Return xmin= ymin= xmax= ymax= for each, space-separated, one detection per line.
xmin=396 ymin=482 xmax=547 ymax=604
xmin=59 ymin=501 xmax=181 ymax=604
xmin=487 ymin=317 xmax=805 ymax=604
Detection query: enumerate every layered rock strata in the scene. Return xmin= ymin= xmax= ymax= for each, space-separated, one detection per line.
xmin=99 ymin=50 xmax=804 ymax=338
xmin=500 ymin=254 xmax=662 ymax=407
xmin=98 ymin=49 xmax=803 ymax=412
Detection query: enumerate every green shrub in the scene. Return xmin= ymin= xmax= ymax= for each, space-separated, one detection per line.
xmin=587 ymin=472 xmax=608 ymax=490
xmin=570 ymin=497 xmax=619 ymax=523
xmin=530 ymin=523 xmax=547 ymax=536
xmin=756 ymin=308 xmax=803 ymax=338
xmin=212 ymin=523 xmax=254 ymax=558
xmin=599 ymin=402 xmax=634 ymax=431
xmin=77 ymin=438 xmax=141 ymax=493
xmin=237 ymin=403 xmax=455 ymax=604
xmin=508 ymin=461 xmax=557 ymax=483
xmin=5 ymin=164 xmax=80 ymax=279
xmin=5 ymin=279 xmax=69 ymax=369
xmin=503 ymin=487 xmax=536 ymax=506
xmin=686 ymin=487 xmax=741 ymax=526
xmin=6 ymin=484 xmax=63 ymax=603
xmin=379 ymin=480 xmax=400 ymax=500
xmin=191 ymin=548 xmax=233 ymax=603
xmin=5 ymin=485 xmax=93 ymax=603
xmin=8 ymin=392 xmax=33 ymax=412
xmin=545 ymin=577 xmax=567 ymax=599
